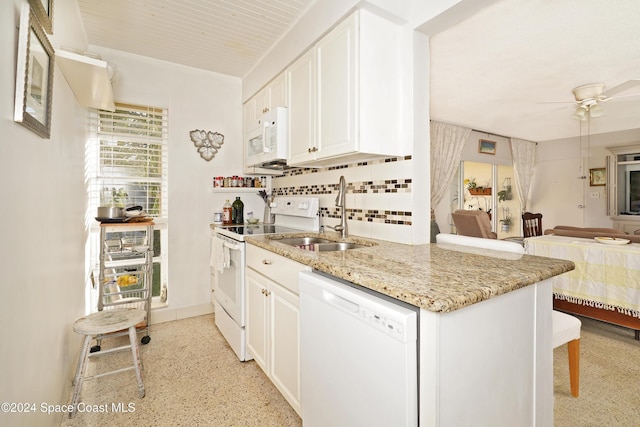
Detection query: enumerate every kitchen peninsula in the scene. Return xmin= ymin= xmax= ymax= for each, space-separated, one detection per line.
xmin=245 ymin=233 xmax=574 ymax=426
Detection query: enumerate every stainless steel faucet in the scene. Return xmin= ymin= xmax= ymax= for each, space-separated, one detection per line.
xmin=327 ymin=175 xmax=348 ymax=238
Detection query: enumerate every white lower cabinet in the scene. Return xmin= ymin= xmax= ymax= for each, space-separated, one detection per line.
xmin=246 ymin=244 xmax=309 ymax=416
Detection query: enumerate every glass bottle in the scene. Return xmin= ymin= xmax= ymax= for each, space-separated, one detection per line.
xmin=232 ymin=197 xmax=244 ymax=224
xmin=222 ymin=199 xmax=232 ymax=225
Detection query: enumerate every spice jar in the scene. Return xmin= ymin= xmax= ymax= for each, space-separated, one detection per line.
xmin=213 ymin=210 xmax=223 ymax=224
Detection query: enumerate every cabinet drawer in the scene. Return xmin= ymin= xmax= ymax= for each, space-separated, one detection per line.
xmin=247 ymin=244 xmax=310 ymax=294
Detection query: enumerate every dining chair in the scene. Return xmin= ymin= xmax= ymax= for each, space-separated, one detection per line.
xmin=522 ymin=212 xmax=543 ymax=237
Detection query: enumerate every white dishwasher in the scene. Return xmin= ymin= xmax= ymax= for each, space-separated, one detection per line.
xmin=299 ymin=271 xmax=419 ymax=427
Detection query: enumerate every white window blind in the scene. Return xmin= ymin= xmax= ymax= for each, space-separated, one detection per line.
xmin=88 ymin=103 xmax=168 ymax=217
xmin=88 ymin=102 xmax=169 ymax=301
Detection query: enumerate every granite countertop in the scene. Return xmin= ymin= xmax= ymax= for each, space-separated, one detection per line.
xmin=244 ymin=232 xmax=575 ymax=313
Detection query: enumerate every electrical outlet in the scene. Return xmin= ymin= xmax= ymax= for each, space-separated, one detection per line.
xmin=590 ymin=191 xmax=600 ymax=198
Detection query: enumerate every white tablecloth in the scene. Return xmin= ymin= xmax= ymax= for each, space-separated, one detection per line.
xmin=525 ymin=235 xmax=640 ymax=318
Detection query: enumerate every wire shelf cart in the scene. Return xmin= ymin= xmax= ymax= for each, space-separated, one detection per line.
xmin=97 ymin=221 xmax=154 ymax=347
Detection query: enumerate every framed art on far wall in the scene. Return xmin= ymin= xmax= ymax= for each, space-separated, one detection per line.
xmin=589 ymin=168 xmax=606 ymax=186
xmin=478 ymin=139 xmax=496 ymax=155
xmin=28 ymin=0 xmax=53 ymax=34
xmin=14 ymin=2 xmax=54 ymax=139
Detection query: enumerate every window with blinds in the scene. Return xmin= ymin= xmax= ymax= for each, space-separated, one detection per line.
xmin=88 ymin=102 xmax=168 ymax=301
xmin=89 ymin=103 xmax=168 ymax=216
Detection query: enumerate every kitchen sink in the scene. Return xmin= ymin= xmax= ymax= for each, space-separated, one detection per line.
xmin=272 ymin=236 xmax=373 ymax=251
xmin=315 ymin=242 xmax=367 ymax=251
xmin=274 ymin=237 xmax=333 ymax=246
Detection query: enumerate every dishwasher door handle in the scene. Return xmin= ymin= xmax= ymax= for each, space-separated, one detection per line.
xmin=323 ymin=290 xmax=359 ymax=313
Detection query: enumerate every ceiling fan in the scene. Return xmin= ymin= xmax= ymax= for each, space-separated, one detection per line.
xmin=569 ymin=80 xmax=640 ymax=121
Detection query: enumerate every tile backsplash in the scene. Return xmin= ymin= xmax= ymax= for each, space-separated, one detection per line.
xmin=272 ymin=156 xmax=415 ymax=243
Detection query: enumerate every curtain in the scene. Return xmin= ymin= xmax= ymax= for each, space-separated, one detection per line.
xmin=430 ymin=121 xmax=471 ymax=240
xmin=510 ymin=138 xmax=537 ymax=211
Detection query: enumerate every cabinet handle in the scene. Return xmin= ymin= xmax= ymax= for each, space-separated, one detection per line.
xmin=262 ymin=260 xmax=272 ymax=265
xmin=307 ymin=148 xmax=312 ymax=153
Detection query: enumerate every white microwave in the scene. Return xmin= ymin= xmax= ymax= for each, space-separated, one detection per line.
xmin=246 ymin=107 xmax=288 ymax=169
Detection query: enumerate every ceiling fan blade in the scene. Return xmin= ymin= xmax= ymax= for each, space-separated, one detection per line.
xmin=602 ymin=93 xmax=640 ymax=103
xmin=602 ymin=79 xmax=640 ymax=98
xmin=538 ymin=100 xmax=576 ymax=104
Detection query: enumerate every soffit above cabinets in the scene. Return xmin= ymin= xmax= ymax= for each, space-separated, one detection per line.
xmin=55 ymin=49 xmax=116 ymax=112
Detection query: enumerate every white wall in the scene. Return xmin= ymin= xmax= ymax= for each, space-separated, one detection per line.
xmin=90 ymin=47 xmax=247 ymax=322
xmin=534 ymin=128 xmax=640 ymax=229
xmin=0 ymin=0 xmax=88 ymax=425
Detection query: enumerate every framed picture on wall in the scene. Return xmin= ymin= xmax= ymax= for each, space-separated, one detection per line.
xmin=478 ymin=139 xmax=496 ymax=155
xmin=28 ymin=0 xmax=53 ymax=34
xmin=14 ymin=2 xmax=54 ymax=139
xmin=589 ymin=168 xmax=606 ymax=186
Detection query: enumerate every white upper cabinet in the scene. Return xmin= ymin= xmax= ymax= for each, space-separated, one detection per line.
xmin=243 ymin=72 xmax=288 ymax=174
xmin=287 ymin=10 xmax=405 ymax=167
xmin=287 ymin=49 xmax=316 ymax=165
xmin=245 ymin=72 xmax=288 ymax=131
xmin=315 ymin=13 xmax=357 ymax=160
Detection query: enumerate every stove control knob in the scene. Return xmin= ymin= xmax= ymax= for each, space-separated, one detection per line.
xmin=298 ymin=202 xmax=309 ymax=210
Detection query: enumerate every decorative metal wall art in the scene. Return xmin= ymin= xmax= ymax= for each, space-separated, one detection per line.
xmin=189 ymin=130 xmax=224 ymax=161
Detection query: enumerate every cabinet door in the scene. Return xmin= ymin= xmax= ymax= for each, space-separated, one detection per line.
xmin=255 ymin=86 xmax=271 ymax=116
xmin=287 ymin=49 xmax=316 ymax=165
xmin=316 ymin=14 xmax=357 ymax=159
xmin=246 ymin=269 xmax=269 ymax=371
xmin=269 ymin=72 xmax=287 ymax=109
xmin=270 ymin=282 xmax=301 ymax=414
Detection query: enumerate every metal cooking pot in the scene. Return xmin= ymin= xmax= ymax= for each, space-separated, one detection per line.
xmin=97 ymin=206 xmax=124 ymax=218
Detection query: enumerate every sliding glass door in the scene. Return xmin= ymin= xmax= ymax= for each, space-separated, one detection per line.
xmin=456 ymin=161 xmax=521 ymax=239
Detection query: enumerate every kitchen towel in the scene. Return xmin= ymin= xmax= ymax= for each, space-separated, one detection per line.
xmin=211 ymin=237 xmax=226 ymax=272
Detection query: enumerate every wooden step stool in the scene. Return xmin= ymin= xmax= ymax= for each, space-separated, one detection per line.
xmin=69 ymin=308 xmax=146 ymax=418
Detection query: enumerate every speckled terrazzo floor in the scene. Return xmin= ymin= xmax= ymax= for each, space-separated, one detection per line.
xmin=59 ymin=314 xmax=301 ymax=427
xmin=553 ymin=315 xmax=640 ymax=427
xmin=60 ymin=313 xmax=639 ymax=426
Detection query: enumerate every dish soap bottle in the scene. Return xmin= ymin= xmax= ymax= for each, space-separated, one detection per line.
xmin=232 ymin=196 xmax=244 ymax=224
xmin=222 ymin=199 xmax=232 ymax=225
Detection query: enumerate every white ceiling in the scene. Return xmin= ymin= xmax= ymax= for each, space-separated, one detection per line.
xmin=77 ymin=0 xmax=640 ymax=142
xmin=77 ymin=0 xmax=315 ymax=77
xmin=429 ymin=0 xmax=640 ymax=142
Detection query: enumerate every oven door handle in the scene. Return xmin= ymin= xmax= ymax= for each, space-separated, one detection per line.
xmin=222 ymin=241 xmax=242 ymax=251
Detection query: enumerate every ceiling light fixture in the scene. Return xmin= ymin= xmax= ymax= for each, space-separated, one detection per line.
xmin=572 ymin=102 xmax=604 ymax=121
xmin=571 ymin=106 xmax=587 ymax=121
xmin=571 ymin=83 xmax=606 ymax=121
xmin=567 ymin=80 xmax=640 ymax=121
xmin=589 ymin=103 xmax=604 ymax=117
